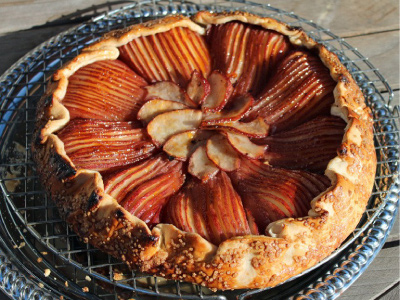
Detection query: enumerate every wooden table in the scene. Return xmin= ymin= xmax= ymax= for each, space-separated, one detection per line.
xmin=0 ymin=1 xmax=398 ymax=299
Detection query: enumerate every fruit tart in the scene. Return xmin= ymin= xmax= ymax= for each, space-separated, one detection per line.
xmin=32 ymin=11 xmax=376 ymax=290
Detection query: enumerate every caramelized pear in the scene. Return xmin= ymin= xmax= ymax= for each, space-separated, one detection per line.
xmin=104 ymin=154 xmax=182 ymax=201
xmin=248 ymin=51 xmax=336 ymax=134
xmin=164 ymin=172 xmax=252 ymax=244
xmin=260 ymin=116 xmax=346 ymax=172
xmin=121 ymin=162 xmax=185 ymax=225
xmin=186 ymin=70 xmax=210 ymax=105
xmin=207 ymin=22 xmax=291 ymax=95
xmin=231 ymin=158 xmax=330 ymax=232
xmin=147 ymin=109 xmax=202 ymax=146
xmin=119 ymin=27 xmax=211 ymax=86
xmin=63 ymin=60 xmax=147 ymax=121
xmin=58 ymin=119 xmax=155 ymax=172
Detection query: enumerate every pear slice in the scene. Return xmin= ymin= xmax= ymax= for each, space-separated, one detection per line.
xmin=202 ymin=71 xmax=233 ymax=112
xmin=225 ymin=132 xmax=265 ymax=159
xmin=144 ymin=81 xmax=197 ymax=107
xmin=186 ymin=70 xmax=210 ymax=105
xmin=201 ymin=93 xmax=254 ymax=125
xmin=163 ymin=130 xmax=214 ymax=161
xmin=206 ymin=134 xmax=240 ymax=172
xmin=137 ymin=99 xmax=188 ymax=124
xmin=188 ymin=145 xmax=219 ymax=181
xmin=207 ymin=117 xmax=269 ymax=138
xmin=147 ymin=109 xmax=202 ymax=146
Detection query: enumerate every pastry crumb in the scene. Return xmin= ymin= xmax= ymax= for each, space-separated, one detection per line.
xmin=37 ymin=257 xmax=43 ymax=263
xmin=113 ymin=272 xmax=124 ymax=281
xmin=85 ymin=275 xmax=91 ymax=282
xmin=18 ymin=242 xmax=25 ymax=248
xmin=82 ymin=286 xmax=89 ymax=292
xmin=41 ymin=251 xmax=48 ymax=255
xmin=65 ymin=281 xmax=69 ymax=287
xmin=38 ymin=283 xmax=44 ymax=288
xmin=44 ymin=269 xmax=51 ymax=277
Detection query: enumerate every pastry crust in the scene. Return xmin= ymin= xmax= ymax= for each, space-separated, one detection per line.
xmin=32 ymin=11 xmax=376 ymax=290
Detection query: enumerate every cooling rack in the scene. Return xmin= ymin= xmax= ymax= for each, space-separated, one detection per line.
xmin=0 ymin=1 xmax=399 ymax=299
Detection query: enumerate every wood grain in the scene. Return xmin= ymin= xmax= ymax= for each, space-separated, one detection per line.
xmin=345 ymin=31 xmax=400 ymax=90
xmin=0 ymin=0 xmax=399 ymax=36
xmin=339 ymin=246 xmax=400 ymax=300
xmin=264 ymin=0 xmax=400 ymax=37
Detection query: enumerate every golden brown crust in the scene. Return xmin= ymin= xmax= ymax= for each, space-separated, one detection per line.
xmin=32 ymin=11 xmax=376 ymax=290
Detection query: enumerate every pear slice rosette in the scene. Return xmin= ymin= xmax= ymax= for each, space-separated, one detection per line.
xmin=32 ymin=11 xmax=376 ymax=291
xmin=141 ymin=69 xmax=270 ymax=177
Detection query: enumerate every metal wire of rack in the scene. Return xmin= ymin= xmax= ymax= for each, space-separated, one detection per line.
xmin=0 ymin=1 xmax=398 ymax=300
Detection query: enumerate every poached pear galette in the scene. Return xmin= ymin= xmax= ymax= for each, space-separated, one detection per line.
xmin=32 ymin=11 xmax=376 ymax=290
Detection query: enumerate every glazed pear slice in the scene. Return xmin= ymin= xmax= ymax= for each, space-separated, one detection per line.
xmin=230 ymin=158 xmax=331 ymax=232
xmin=260 ymin=116 xmax=346 ymax=172
xmin=207 ymin=117 xmax=269 ymax=138
xmin=144 ymin=81 xmax=196 ymax=107
xmin=147 ymin=109 xmax=202 ymax=146
xmin=225 ymin=132 xmax=265 ymax=160
xmin=164 ymin=172 xmax=252 ymax=245
xmin=121 ymin=162 xmax=185 ymax=225
xmin=62 ymin=60 xmax=147 ymax=121
xmin=207 ymin=21 xmax=291 ymax=95
xmin=248 ymin=51 xmax=336 ymax=134
xmin=186 ymin=70 xmax=210 ymax=105
xmin=202 ymin=71 xmax=233 ymax=113
xmin=163 ymin=130 xmax=214 ymax=160
xmin=119 ymin=26 xmax=211 ymax=86
xmin=104 ymin=154 xmax=182 ymax=202
xmin=137 ymin=99 xmax=188 ymax=124
xmin=58 ymin=119 xmax=155 ymax=172
xmin=206 ymin=134 xmax=240 ymax=172
xmin=188 ymin=144 xmax=219 ymax=181
xmin=201 ymin=93 xmax=254 ymax=125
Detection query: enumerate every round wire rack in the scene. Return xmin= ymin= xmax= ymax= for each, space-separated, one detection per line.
xmin=0 ymin=1 xmax=399 ymax=299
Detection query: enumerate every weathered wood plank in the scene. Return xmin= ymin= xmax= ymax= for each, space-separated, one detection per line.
xmin=339 ymin=246 xmax=400 ymax=300
xmin=345 ymin=31 xmax=399 ymax=91
xmin=379 ymin=282 xmax=399 ymax=300
xmin=1 ymin=23 xmax=398 ymax=93
xmin=0 ymin=0 xmax=399 ymax=36
xmin=0 ymin=0 xmax=125 ymax=34
xmin=264 ymin=0 xmax=399 ymax=37
xmin=0 ymin=25 xmax=71 ymax=75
